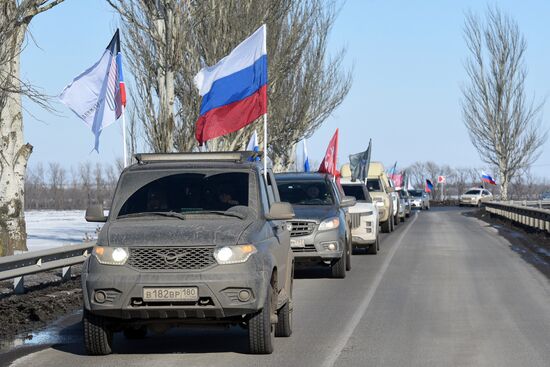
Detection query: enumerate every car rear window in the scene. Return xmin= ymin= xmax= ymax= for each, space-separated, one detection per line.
xmin=117 ymin=172 xmax=249 ymax=217
xmin=342 ymin=185 xmax=366 ymax=200
xmin=277 ymin=180 xmax=334 ymax=205
xmin=366 ymin=179 xmax=382 ymax=192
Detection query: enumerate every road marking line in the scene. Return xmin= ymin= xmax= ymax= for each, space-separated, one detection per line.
xmin=322 ymin=212 xmax=419 ymax=367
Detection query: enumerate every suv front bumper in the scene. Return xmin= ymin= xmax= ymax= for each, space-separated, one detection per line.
xmin=290 ymin=228 xmax=344 ymax=262
xmin=82 ymin=256 xmax=270 ymax=321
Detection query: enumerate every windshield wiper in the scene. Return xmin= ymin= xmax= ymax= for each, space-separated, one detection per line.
xmin=117 ymin=211 xmax=186 ymax=220
xmin=182 ymin=210 xmax=245 ymax=219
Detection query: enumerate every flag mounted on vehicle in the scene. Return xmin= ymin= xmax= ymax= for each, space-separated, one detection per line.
xmin=318 ymin=129 xmax=339 ymax=177
xmin=194 ymin=25 xmax=267 ymax=145
xmin=302 ymin=138 xmax=310 ymax=172
xmin=349 ymin=139 xmax=371 ymax=182
xmin=59 ymin=30 xmax=126 ymax=152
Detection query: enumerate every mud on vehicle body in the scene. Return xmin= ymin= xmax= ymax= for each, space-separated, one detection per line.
xmin=82 ymin=152 xmax=295 ymax=355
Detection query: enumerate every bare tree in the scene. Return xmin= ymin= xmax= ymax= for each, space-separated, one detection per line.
xmin=0 ymin=0 xmax=67 ymax=256
xmin=462 ymin=7 xmax=547 ymax=200
xmin=109 ymin=0 xmax=351 ymax=168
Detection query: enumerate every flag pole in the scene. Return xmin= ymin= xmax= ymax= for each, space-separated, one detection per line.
xmin=263 ymin=113 xmax=267 ymax=180
xmin=121 ymin=105 xmax=128 ymax=167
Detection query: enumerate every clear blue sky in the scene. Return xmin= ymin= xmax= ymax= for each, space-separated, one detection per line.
xmin=22 ymin=0 xmax=550 ymax=177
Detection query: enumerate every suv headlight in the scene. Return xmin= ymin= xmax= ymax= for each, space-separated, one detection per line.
xmin=318 ymin=217 xmax=340 ymax=231
xmin=93 ymin=246 xmax=129 ymax=265
xmin=214 ymin=244 xmax=257 ymax=264
xmin=373 ymin=197 xmax=384 ymax=207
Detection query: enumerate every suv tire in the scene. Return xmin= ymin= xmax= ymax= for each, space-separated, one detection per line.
xmin=381 ymin=220 xmax=391 ymax=233
xmin=367 ymin=236 xmax=379 ymax=255
xmin=275 ymin=301 xmax=292 ymax=337
xmin=83 ymin=310 xmax=113 ymax=355
xmin=331 ymin=252 xmax=346 ymax=278
xmin=276 ymin=266 xmax=293 ymax=338
xmin=345 ymin=238 xmax=352 ymax=271
xmin=249 ymin=285 xmax=275 ymax=354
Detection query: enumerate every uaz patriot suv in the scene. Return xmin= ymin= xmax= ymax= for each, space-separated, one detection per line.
xmin=275 ymin=173 xmax=356 ymax=278
xmin=82 ymin=152 xmax=295 ymax=355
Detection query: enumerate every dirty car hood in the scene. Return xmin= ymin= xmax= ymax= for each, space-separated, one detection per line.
xmin=290 ymin=205 xmax=338 ymax=221
xmin=100 ymin=219 xmax=254 ymax=247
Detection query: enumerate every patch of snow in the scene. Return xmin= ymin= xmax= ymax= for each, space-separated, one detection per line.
xmin=25 ymin=210 xmax=102 ymax=252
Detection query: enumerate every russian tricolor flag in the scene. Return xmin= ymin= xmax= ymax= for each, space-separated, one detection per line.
xmin=481 ymin=171 xmax=496 ymax=185
xmin=194 ymin=25 xmax=267 ymax=145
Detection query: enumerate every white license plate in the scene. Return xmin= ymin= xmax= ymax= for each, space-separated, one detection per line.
xmin=143 ymin=287 xmax=198 ymax=301
xmin=290 ymin=239 xmax=306 ymax=248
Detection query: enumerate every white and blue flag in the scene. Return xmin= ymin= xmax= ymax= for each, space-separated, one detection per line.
xmin=246 ymin=130 xmax=259 ymax=152
xmin=302 ymin=138 xmax=310 ymax=172
xmin=246 ymin=130 xmax=260 ymax=161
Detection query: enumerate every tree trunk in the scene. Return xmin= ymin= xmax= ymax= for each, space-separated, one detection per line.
xmin=0 ymin=25 xmax=32 ymax=256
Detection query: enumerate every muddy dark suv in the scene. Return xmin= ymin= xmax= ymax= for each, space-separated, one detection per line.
xmin=82 ymin=152 xmax=295 ymax=355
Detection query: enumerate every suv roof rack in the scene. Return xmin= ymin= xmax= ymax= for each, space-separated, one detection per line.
xmin=133 ymin=151 xmax=263 ymax=164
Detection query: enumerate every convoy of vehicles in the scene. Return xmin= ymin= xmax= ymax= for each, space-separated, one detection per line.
xmin=82 ymin=152 xmax=431 ymax=355
xmin=459 ymin=188 xmax=493 ymax=207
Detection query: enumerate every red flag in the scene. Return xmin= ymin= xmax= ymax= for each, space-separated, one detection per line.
xmin=318 ymin=129 xmax=339 ymax=176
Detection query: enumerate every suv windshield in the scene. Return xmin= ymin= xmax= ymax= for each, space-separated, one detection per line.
xmin=366 ymin=179 xmax=382 ymax=192
xmin=277 ymin=180 xmax=334 ymax=205
xmin=409 ymin=190 xmax=423 ymax=197
xmin=342 ymin=184 xmax=366 ymax=201
xmin=117 ymin=172 xmax=249 ymax=218
xmin=465 ymin=190 xmax=481 ymax=195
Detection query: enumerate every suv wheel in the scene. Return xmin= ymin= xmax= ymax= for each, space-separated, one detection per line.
xmin=331 ymin=252 xmax=346 ymax=278
xmin=83 ymin=310 xmax=113 ymax=355
xmin=249 ymin=285 xmax=275 ymax=354
xmin=367 ymin=236 xmax=379 ymax=255
xmin=381 ymin=220 xmax=391 ymax=233
xmin=275 ymin=266 xmax=293 ymax=338
xmin=345 ymin=237 xmax=352 ymax=271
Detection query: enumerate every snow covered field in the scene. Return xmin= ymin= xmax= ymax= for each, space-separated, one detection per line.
xmin=25 ymin=210 xmax=102 ymax=252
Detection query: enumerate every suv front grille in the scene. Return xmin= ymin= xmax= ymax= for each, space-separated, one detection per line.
xmin=127 ymin=247 xmax=216 ymax=271
xmin=292 ymin=244 xmax=317 ymax=253
xmin=289 ymin=221 xmax=317 ymax=237
xmin=350 ymin=213 xmax=362 ymax=229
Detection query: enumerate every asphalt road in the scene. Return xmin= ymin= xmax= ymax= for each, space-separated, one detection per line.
xmin=5 ymin=207 xmax=550 ymax=367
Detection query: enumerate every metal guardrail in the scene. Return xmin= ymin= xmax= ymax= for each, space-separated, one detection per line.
xmin=484 ymin=201 xmax=550 ymax=234
xmin=499 ymin=200 xmax=550 ymax=209
xmin=0 ymin=243 xmax=94 ymax=294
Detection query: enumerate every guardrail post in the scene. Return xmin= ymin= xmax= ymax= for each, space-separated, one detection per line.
xmin=61 ymin=266 xmax=71 ymax=281
xmin=13 ymin=276 xmax=24 ymax=294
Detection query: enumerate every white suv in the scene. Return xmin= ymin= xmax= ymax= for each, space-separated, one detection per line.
xmin=340 ymin=178 xmax=380 ymax=254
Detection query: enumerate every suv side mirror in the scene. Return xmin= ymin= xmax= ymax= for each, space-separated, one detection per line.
xmin=85 ymin=205 xmax=107 ymax=222
xmin=340 ymin=196 xmax=357 ymax=208
xmin=266 ymin=202 xmax=295 ymax=220
xmin=387 ymin=186 xmax=395 ymax=193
